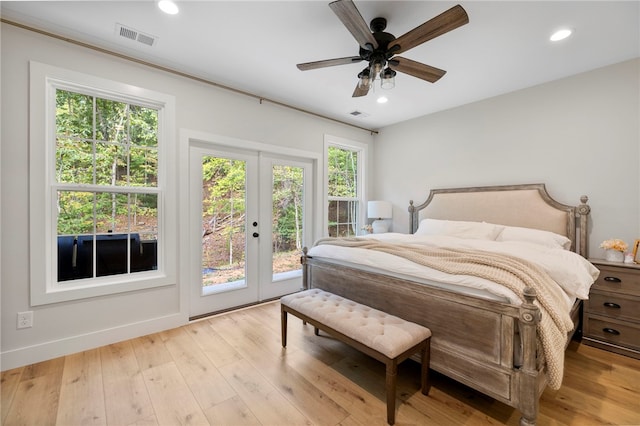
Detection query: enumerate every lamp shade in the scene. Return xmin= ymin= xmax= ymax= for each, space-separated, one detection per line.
xmin=367 ymin=201 xmax=392 ymax=219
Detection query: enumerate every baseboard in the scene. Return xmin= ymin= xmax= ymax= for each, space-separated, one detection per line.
xmin=1 ymin=312 xmax=186 ymax=371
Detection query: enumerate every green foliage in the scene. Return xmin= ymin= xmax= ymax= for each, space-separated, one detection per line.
xmin=272 ymin=165 xmax=303 ymax=252
xmin=55 ymin=89 xmax=159 ymax=236
xmin=328 ymin=146 xmax=358 ymax=198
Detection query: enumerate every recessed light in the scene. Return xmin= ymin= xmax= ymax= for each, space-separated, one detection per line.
xmin=550 ymin=28 xmax=572 ymax=42
xmin=377 ymin=96 xmax=388 ymax=104
xmin=158 ymin=0 xmax=179 ymax=15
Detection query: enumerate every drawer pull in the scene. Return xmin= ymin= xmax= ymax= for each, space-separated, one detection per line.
xmin=602 ymin=327 xmax=620 ymax=335
xmin=603 ymin=276 xmax=621 ymax=283
xmin=603 ymin=302 xmax=621 ymax=309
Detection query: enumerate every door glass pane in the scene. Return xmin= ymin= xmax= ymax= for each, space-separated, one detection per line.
xmin=201 ymin=155 xmax=247 ymax=292
xmin=272 ymin=165 xmax=304 ymax=279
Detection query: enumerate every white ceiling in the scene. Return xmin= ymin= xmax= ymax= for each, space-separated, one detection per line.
xmin=2 ymin=1 xmax=639 ymax=130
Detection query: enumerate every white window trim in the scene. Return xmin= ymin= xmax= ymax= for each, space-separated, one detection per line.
xmin=29 ymin=61 xmax=177 ymax=306
xmin=323 ymin=135 xmax=367 ymax=237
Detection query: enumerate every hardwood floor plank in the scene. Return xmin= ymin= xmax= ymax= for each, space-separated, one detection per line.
xmin=100 ymin=341 xmax=156 ymax=426
xmin=3 ymin=359 xmax=64 ymax=426
xmin=218 ymin=358 xmax=312 ymax=426
xmin=141 ymin=362 xmax=209 ymax=425
xmin=183 ymin=320 xmax=242 ymax=368
xmin=130 ymin=333 xmax=174 ymax=371
xmin=0 ymin=368 xmax=23 ymax=424
xmin=160 ymin=327 xmax=236 ymax=410
xmin=56 ymin=349 xmax=106 ymax=425
xmin=202 ymin=395 xmax=261 ymax=426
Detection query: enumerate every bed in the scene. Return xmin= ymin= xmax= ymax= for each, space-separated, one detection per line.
xmin=301 ymin=184 xmax=596 ymax=426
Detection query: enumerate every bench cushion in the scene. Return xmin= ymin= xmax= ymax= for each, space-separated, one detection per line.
xmin=281 ymin=289 xmax=431 ymax=358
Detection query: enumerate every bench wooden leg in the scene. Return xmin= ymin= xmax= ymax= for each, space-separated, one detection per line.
xmin=386 ymin=360 xmax=397 ymax=425
xmin=421 ymin=339 xmax=431 ymax=395
xmin=281 ymin=307 xmax=288 ymax=348
xmin=314 ymin=327 xmax=320 ymax=336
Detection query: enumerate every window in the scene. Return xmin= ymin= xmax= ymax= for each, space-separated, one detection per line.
xmin=325 ymin=137 xmax=366 ymax=237
xmin=30 ymin=62 xmax=176 ymax=305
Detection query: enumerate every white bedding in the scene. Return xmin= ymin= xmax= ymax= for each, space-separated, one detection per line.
xmin=307 ymin=233 xmax=600 ymax=310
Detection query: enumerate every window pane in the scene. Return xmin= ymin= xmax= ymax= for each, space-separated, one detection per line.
xmin=56 ymin=90 xmax=93 ymax=139
xmin=95 ymin=98 xmax=128 ymax=142
xmin=130 ymin=105 xmax=158 ymax=147
xmin=95 ymin=192 xmax=129 ymax=234
xmin=129 ymin=147 xmax=158 ymax=187
xmin=57 ymin=191 xmax=95 ymax=235
xmin=328 ymin=146 xmax=358 ymax=198
xmin=56 ymin=138 xmax=94 ymax=184
xmin=95 ymin=142 xmax=127 ymax=186
xmin=130 ymin=193 xmax=158 ymax=273
xmin=328 ymin=200 xmax=358 ymax=237
xmin=130 ymin=193 xmax=158 ymax=236
xmin=272 ymin=165 xmax=304 ymax=278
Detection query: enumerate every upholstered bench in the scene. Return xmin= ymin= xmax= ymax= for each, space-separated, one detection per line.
xmin=280 ymin=288 xmax=431 ymax=425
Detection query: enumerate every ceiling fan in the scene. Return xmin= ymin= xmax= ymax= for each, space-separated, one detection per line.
xmin=297 ymin=0 xmax=469 ymax=97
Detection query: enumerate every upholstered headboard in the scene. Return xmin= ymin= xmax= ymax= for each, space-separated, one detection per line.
xmin=408 ymin=184 xmax=591 ymax=256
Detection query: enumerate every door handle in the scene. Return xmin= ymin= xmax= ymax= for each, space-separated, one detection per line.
xmin=252 ymin=232 xmax=259 ymax=238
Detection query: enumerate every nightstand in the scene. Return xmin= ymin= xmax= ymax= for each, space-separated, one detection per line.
xmin=583 ymin=259 xmax=640 ymax=359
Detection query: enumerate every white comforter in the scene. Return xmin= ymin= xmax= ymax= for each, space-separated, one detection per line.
xmin=307 ymin=233 xmax=600 ymax=309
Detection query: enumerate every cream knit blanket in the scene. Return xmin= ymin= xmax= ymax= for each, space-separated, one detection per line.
xmin=315 ymin=237 xmax=574 ymax=389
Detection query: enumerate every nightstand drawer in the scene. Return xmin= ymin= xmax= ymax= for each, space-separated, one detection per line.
xmin=586 ymin=292 xmax=640 ymax=322
xmin=592 ymin=266 xmax=640 ymax=296
xmin=584 ymin=315 xmax=640 ymax=351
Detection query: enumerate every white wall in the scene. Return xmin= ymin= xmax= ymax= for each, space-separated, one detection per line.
xmin=373 ymin=58 xmax=640 ymax=257
xmin=0 ymin=23 xmax=374 ymax=370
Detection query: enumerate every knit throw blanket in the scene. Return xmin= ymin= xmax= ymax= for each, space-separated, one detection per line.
xmin=315 ymin=237 xmax=574 ymax=389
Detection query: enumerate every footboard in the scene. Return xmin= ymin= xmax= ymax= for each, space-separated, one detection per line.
xmin=302 ymin=254 xmax=545 ymax=424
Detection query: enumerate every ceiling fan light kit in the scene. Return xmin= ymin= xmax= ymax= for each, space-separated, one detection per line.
xmin=296 ymin=0 xmax=469 ymax=98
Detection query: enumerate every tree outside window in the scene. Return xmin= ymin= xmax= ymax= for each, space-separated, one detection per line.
xmin=327 ymin=145 xmax=359 ymax=237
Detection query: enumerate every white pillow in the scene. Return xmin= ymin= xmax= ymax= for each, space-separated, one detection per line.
xmin=415 ymin=219 xmax=504 ymax=240
xmin=496 ymin=225 xmax=572 ymax=250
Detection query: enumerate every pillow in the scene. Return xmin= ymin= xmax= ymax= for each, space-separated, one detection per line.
xmin=415 ymin=218 xmax=504 ymax=240
xmin=496 ymin=225 xmax=572 ymax=250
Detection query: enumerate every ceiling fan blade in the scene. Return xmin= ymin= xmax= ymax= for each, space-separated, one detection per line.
xmin=297 ymin=56 xmax=363 ymax=71
xmin=389 ymin=5 xmax=469 ymax=54
xmin=389 ymin=57 xmax=446 ymax=83
xmin=352 ymin=82 xmax=369 ymax=97
xmin=329 ymin=0 xmax=378 ymax=50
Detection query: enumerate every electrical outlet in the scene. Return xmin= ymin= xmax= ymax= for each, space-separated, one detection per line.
xmin=17 ymin=311 xmax=33 ymax=329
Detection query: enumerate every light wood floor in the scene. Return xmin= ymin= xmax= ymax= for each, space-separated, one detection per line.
xmin=2 ymin=300 xmax=639 ymax=426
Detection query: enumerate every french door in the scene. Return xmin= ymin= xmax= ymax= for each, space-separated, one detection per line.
xmin=189 ymin=144 xmax=313 ymax=318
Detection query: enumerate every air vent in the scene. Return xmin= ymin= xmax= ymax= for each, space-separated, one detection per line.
xmin=349 ymin=110 xmax=370 ymax=118
xmin=115 ymin=23 xmax=158 ymax=47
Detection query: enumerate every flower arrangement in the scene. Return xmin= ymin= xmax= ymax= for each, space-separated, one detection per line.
xmin=361 ymin=224 xmax=373 ymax=234
xmin=600 ymin=238 xmax=628 ymax=252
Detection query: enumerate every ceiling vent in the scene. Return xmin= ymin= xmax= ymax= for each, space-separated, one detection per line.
xmin=349 ymin=110 xmax=370 ymax=118
xmin=115 ymin=23 xmax=158 ymax=47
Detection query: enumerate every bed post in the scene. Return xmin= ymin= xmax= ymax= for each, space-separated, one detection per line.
xmin=518 ymin=287 xmax=542 ymax=426
xmin=577 ymin=195 xmax=590 ymax=258
xmin=301 ymin=247 xmax=309 ymax=290
xmin=408 ymin=200 xmax=418 ymax=234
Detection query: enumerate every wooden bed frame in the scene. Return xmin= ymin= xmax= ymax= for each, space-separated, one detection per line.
xmin=302 ymin=184 xmax=591 ymax=426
